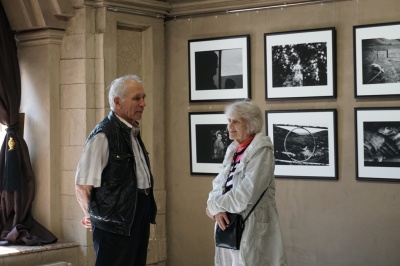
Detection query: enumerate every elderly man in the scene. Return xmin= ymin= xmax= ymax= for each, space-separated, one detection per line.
xmin=75 ymin=75 xmax=157 ymax=266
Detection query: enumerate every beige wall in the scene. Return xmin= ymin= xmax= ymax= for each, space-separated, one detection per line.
xmin=165 ymin=0 xmax=400 ymax=265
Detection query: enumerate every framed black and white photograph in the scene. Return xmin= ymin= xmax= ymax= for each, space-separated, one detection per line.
xmin=264 ymin=28 xmax=336 ymax=100
xmin=353 ymin=22 xmax=400 ymax=98
xmin=355 ymin=108 xmax=400 ymax=181
xmin=266 ymin=109 xmax=338 ymax=179
xmin=189 ymin=112 xmax=233 ymax=175
xmin=188 ymin=35 xmax=250 ymax=102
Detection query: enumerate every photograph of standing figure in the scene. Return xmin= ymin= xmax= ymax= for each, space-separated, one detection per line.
xmin=265 ymin=27 xmax=336 ymax=100
xmin=272 ymin=43 xmax=327 ymax=88
xmin=212 ymin=130 xmax=226 ymax=160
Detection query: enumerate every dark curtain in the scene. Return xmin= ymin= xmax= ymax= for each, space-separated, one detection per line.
xmin=0 ymin=3 xmax=57 ymax=245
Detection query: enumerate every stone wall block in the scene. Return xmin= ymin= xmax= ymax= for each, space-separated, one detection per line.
xmin=60 ymin=59 xmax=86 ymax=84
xmin=3 ymin=252 xmax=42 ymax=266
xmin=95 ymin=58 xmax=104 ymax=84
xmin=95 ymin=83 xmax=105 ymax=109
xmin=60 ymin=109 xmax=90 ymax=146
xmin=60 ymin=59 xmax=95 ymax=86
xmin=146 ymin=239 xmax=159 ymax=264
xmin=61 ymin=33 xmax=86 ymax=59
xmin=154 ymin=190 xmax=166 ymax=214
xmin=86 ymin=83 xmax=95 ymax=109
xmin=95 ymin=33 xmax=104 ymax=59
xmin=86 ymin=33 xmax=95 ymax=59
xmin=67 ymin=8 xmax=86 ymax=34
xmin=158 ymin=237 xmax=167 ymax=261
xmin=95 ymin=109 xmax=107 ymax=125
xmin=95 ymin=7 xmax=106 ymax=33
xmin=86 ymin=7 xmax=96 ymax=33
xmin=60 ymin=109 xmax=70 ymax=145
xmin=150 ymin=213 xmax=165 ymax=239
xmin=61 ymin=170 xmax=75 ymax=195
xmin=61 ymin=145 xmax=84 ymax=171
xmin=67 ymin=7 xmax=96 ymax=35
xmin=78 ymin=245 xmax=95 ymax=266
xmin=61 ymin=219 xmax=92 ymax=247
xmin=82 ymin=108 xmax=96 ymax=135
xmin=60 ymin=84 xmax=87 ymax=109
xmin=41 ymin=247 xmax=79 ymax=265
xmin=61 ymin=194 xmax=82 ymax=221
xmin=86 ymin=59 xmax=95 ymax=84
xmin=70 ymin=109 xmax=91 ymax=146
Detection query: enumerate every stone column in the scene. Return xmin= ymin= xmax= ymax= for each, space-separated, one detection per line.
xmin=16 ymin=28 xmax=65 ymax=237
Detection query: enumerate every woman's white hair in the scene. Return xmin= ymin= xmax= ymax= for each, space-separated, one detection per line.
xmin=108 ymin=75 xmax=142 ymax=110
xmin=225 ymin=99 xmax=263 ymax=134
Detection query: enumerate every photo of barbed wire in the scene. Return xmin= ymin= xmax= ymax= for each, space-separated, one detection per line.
xmin=362 ymin=38 xmax=400 ymax=84
xmin=271 ymin=42 xmax=328 ymax=88
xmin=272 ymin=124 xmax=329 ymax=165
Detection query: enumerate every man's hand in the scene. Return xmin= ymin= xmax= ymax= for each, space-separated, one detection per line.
xmin=81 ymin=216 xmax=92 ymax=229
xmin=75 ymin=184 xmax=93 ymax=230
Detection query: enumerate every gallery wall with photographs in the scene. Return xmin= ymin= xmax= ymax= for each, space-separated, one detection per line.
xmin=165 ymin=1 xmax=400 ymax=265
xmin=186 ymin=21 xmax=400 ymax=181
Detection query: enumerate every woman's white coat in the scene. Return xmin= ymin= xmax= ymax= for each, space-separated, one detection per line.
xmin=207 ymin=132 xmax=287 ymax=266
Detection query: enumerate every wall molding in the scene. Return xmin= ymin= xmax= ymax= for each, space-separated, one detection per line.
xmin=15 ymin=28 xmax=65 ymax=47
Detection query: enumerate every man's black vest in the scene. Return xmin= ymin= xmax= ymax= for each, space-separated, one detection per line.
xmin=86 ymin=111 xmax=157 ymax=235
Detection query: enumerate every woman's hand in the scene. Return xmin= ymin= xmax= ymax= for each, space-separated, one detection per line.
xmin=215 ymin=212 xmax=230 ymax=231
xmin=206 ymin=208 xmax=230 ymax=230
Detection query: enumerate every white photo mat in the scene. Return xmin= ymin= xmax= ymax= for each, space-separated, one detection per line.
xmin=355 ymin=108 xmax=400 ymax=180
xmin=189 ymin=35 xmax=250 ymax=102
xmin=189 ymin=112 xmax=229 ymax=175
xmin=354 ymin=22 xmax=400 ymax=97
xmin=265 ymin=28 xmax=336 ymax=99
xmin=266 ymin=109 xmax=337 ymax=179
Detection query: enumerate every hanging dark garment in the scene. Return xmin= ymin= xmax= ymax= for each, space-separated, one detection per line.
xmin=0 ymin=2 xmax=57 ymax=246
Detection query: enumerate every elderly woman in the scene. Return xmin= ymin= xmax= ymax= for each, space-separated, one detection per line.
xmin=206 ymin=100 xmax=287 ymax=266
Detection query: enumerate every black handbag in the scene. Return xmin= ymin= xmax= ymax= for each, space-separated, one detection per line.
xmin=215 ymin=212 xmax=244 ymax=250
xmin=215 ymin=187 xmax=269 ymax=250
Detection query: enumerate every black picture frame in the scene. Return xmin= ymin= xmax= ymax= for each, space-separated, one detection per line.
xmin=189 ymin=112 xmax=233 ymax=175
xmin=353 ymin=21 xmax=400 ymax=98
xmin=188 ymin=35 xmax=251 ymax=102
xmin=355 ymin=107 xmax=400 ymax=181
xmin=264 ymin=27 xmax=336 ymax=100
xmin=265 ymin=109 xmax=338 ymax=179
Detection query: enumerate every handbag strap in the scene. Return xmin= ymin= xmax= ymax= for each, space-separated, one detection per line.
xmin=242 ymin=180 xmax=271 ymax=223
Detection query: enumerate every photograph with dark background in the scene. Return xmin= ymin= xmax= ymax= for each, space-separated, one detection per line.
xmin=272 ymin=42 xmax=328 ymax=88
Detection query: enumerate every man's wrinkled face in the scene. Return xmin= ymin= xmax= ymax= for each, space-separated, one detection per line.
xmin=114 ymin=79 xmax=146 ymax=125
